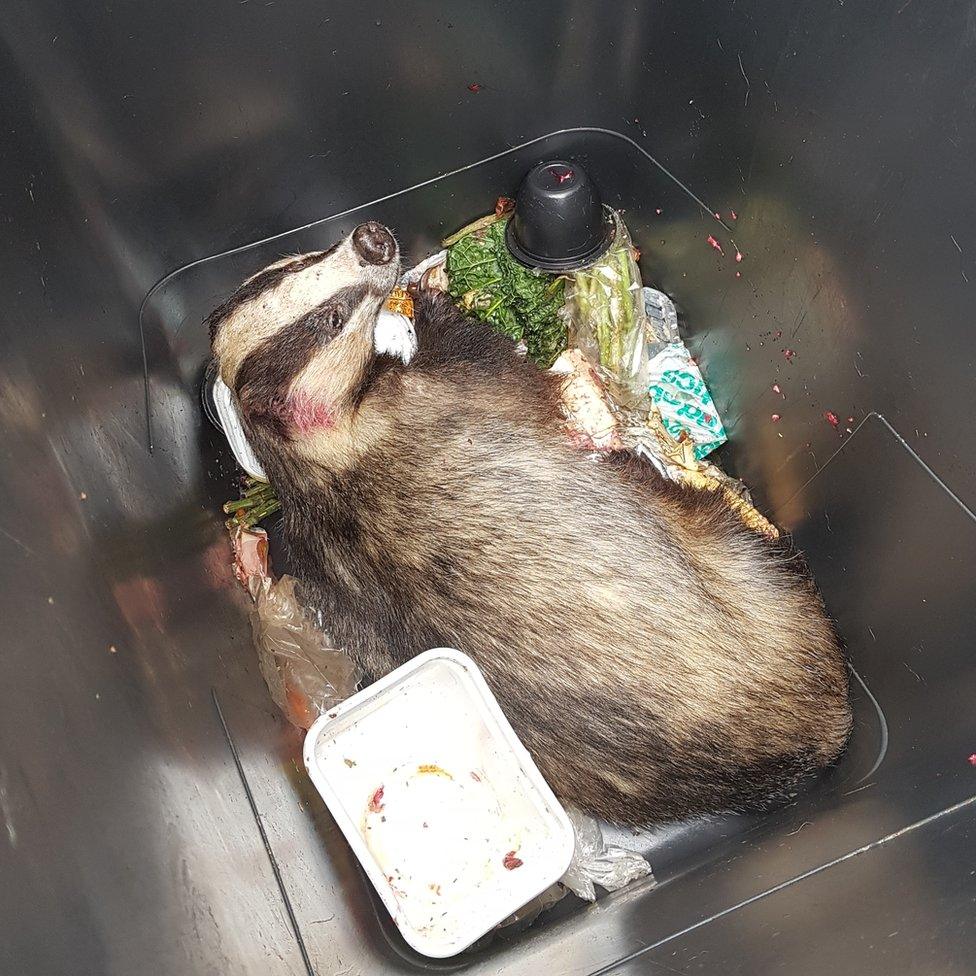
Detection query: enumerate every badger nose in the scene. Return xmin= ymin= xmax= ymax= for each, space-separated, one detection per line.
xmin=352 ymin=221 xmax=396 ymax=265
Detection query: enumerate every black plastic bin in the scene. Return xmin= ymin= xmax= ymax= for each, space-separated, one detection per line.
xmin=3 ymin=3 xmax=975 ymax=975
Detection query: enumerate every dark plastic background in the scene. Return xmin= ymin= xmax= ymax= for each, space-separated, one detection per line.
xmin=2 ymin=3 xmax=975 ymax=974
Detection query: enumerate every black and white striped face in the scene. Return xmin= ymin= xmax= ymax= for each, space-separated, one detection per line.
xmin=206 ymin=222 xmax=400 ymax=438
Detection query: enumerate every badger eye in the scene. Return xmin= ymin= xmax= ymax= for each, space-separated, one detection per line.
xmin=326 ymin=306 xmax=344 ymax=331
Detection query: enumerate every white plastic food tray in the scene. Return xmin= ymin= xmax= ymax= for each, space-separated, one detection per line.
xmin=303 ymin=647 xmax=575 ymax=958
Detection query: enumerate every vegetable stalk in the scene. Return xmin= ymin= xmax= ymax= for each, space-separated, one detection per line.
xmin=223 ymin=477 xmax=281 ymax=529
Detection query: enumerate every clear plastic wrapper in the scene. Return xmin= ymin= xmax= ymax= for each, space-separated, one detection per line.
xmin=643 ymin=286 xmax=681 ymax=346
xmin=249 ymin=574 xmax=361 ymax=729
xmin=495 ymin=884 xmax=567 ymax=933
xmin=400 ymin=249 xmax=448 ymax=291
xmin=559 ymin=805 xmax=655 ymax=903
xmin=495 ymin=806 xmax=655 ymax=933
xmin=564 ymin=214 xmax=652 ymax=402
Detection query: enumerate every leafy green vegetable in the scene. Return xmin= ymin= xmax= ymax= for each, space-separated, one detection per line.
xmin=446 ymin=218 xmax=567 ymax=368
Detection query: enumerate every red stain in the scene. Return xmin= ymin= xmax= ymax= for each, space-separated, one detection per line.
xmin=368 ymin=787 xmax=385 ymax=813
xmin=466 ymin=82 xmax=482 ymax=93
xmin=551 ymin=166 xmax=574 ymax=184
xmin=771 ymin=413 xmax=782 ymax=422
xmin=730 ymin=210 xmax=738 ymax=220
xmin=824 ymin=410 xmax=840 ymax=428
xmin=706 ymin=235 xmax=725 ymax=255
xmin=783 ymin=348 xmax=797 ymax=362
xmin=288 ymin=392 xmax=335 ymax=434
xmin=735 ymin=250 xmax=743 ymax=263
xmin=503 ymin=851 xmax=524 ymax=870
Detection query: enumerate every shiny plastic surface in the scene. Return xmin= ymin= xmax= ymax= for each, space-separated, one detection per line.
xmin=3 ymin=2 xmax=975 ymax=974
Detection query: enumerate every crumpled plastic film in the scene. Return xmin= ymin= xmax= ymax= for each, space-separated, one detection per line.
xmin=495 ymin=884 xmax=567 ymax=932
xmin=559 ymin=805 xmax=655 ymax=903
xmin=564 ymin=215 xmax=653 ymax=403
xmin=249 ymin=574 xmax=361 ymax=729
xmin=642 ymin=287 xmax=727 ymax=460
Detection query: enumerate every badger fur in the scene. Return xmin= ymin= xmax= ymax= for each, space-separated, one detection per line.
xmin=208 ymin=221 xmax=851 ymax=827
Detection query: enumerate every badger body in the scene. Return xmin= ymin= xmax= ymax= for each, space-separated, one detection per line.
xmin=209 ymin=222 xmax=851 ymax=826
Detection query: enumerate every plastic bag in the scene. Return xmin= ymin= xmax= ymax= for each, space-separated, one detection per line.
xmin=559 ymin=805 xmax=655 ymax=903
xmin=495 ymin=884 xmax=567 ymax=933
xmin=564 ymin=214 xmax=652 ymax=403
xmin=643 ymin=286 xmax=681 ymax=347
xmin=643 ymin=288 xmax=727 ymax=459
xmin=249 ymin=574 xmax=361 ymax=729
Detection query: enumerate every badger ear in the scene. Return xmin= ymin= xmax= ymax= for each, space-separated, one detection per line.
xmin=373 ymin=309 xmax=417 ymax=364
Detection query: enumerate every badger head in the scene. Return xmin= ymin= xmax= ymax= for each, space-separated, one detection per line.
xmin=206 ymin=221 xmax=401 ymax=446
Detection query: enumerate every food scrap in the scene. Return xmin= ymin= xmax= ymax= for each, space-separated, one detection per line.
xmin=344 ymin=758 xmax=357 ymax=768
xmin=771 ymin=413 xmax=781 ymax=423
xmin=417 ymin=763 xmax=453 ymax=779
xmin=554 ymin=348 xmax=623 ymax=451
xmin=734 ymin=250 xmax=743 ymax=263
xmin=230 ymin=523 xmax=269 ymax=587
xmin=706 ymin=234 xmax=725 ymax=256
xmin=223 ymin=476 xmax=281 ymax=530
xmin=783 ymin=348 xmax=797 ymax=362
xmin=772 ymin=383 xmax=783 ymax=395
xmin=823 ymin=410 xmax=840 ymax=429
xmin=466 ymin=82 xmax=481 ymax=93
xmin=384 ymin=286 xmax=414 ymax=318
xmin=502 ymin=851 xmax=524 ymax=871
xmin=730 ymin=210 xmax=738 ymax=220
xmin=368 ymin=786 xmax=385 ymax=813
xmin=445 ymin=213 xmax=566 ymax=367
xmin=968 ymin=754 xmax=976 ymax=766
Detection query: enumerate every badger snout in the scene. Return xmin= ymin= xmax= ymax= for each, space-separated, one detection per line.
xmin=352 ymin=221 xmax=397 ymax=266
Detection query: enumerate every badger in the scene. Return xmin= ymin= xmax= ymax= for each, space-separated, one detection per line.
xmin=208 ymin=220 xmax=851 ymax=826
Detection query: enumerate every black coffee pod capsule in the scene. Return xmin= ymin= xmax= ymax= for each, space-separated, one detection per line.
xmin=506 ymin=160 xmax=615 ymax=272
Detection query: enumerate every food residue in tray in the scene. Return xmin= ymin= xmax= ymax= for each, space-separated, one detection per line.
xmin=503 ymin=850 xmax=524 ymax=870
xmin=362 ymin=760 xmax=532 ymax=934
